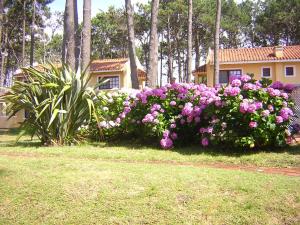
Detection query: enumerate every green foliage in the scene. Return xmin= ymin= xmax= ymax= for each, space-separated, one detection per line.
xmin=2 ymin=64 xmax=98 ymax=145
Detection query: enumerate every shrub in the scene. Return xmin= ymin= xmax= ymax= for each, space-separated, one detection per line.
xmin=94 ymin=76 xmax=296 ymax=150
xmin=2 ymin=64 xmax=98 ymax=145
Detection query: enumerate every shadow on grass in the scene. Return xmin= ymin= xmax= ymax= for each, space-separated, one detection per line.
xmin=1 ymin=129 xmax=300 ymax=157
xmin=91 ymin=137 xmax=300 ymax=157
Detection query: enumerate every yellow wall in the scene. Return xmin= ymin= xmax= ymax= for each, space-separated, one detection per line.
xmin=88 ymin=70 xmax=126 ymax=90
xmin=0 ymin=103 xmax=24 ymax=129
xmin=205 ymin=61 xmax=300 ymax=87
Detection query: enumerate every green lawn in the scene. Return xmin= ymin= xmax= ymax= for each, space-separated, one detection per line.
xmin=0 ymin=131 xmax=300 ymax=224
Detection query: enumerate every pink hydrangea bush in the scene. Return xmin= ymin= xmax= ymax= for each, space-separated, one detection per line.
xmin=201 ymin=75 xmax=295 ymax=148
xmin=94 ymin=76 xmax=296 ymax=149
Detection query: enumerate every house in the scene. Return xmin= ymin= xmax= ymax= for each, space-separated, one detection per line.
xmin=0 ymin=58 xmax=147 ymax=129
xmin=193 ymin=45 xmax=300 ymax=86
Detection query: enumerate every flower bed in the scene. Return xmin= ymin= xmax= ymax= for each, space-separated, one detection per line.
xmin=94 ymin=76 xmax=297 ymax=149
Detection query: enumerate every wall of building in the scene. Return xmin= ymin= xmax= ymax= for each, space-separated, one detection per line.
xmin=89 ymin=71 xmax=125 ymax=90
xmin=0 ymin=104 xmax=24 ymax=129
xmin=206 ymin=62 xmax=300 ymax=87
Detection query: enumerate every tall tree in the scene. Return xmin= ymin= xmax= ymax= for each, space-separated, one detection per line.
xmin=30 ymin=0 xmax=36 ymax=66
xmin=148 ymin=0 xmax=159 ymax=88
xmin=0 ymin=0 xmax=4 ymax=86
xmin=63 ymin=0 xmax=76 ymax=71
xmin=73 ymin=0 xmax=80 ymax=70
xmin=125 ymin=0 xmax=139 ymax=89
xmin=81 ymin=0 xmax=91 ymax=73
xmin=22 ymin=0 xmax=26 ymax=66
xmin=187 ymin=0 xmax=192 ymax=83
xmin=214 ymin=0 xmax=221 ymax=86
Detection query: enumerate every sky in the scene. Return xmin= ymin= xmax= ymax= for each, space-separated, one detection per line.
xmin=49 ymin=0 xmax=148 ymax=21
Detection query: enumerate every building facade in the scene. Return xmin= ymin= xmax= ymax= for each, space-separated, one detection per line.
xmin=193 ymin=45 xmax=300 ymax=87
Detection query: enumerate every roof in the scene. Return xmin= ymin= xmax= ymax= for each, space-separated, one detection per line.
xmin=192 ymin=64 xmax=206 ymax=75
xmin=209 ymin=45 xmax=300 ymax=64
xmin=90 ymin=58 xmax=129 ymax=71
xmin=13 ymin=58 xmax=147 ymax=80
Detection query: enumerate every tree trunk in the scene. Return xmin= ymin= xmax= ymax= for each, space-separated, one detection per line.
xmin=22 ymin=0 xmax=26 ymax=66
xmin=194 ymin=30 xmax=200 ymax=69
xmin=81 ymin=0 xmax=91 ymax=74
xmin=74 ymin=0 xmax=80 ymax=71
xmin=167 ymin=15 xmax=173 ymax=83
xmin=160 ymin=33 xmax=163 ymax=87
xmin=125 ymin=0 xmax=139 ymax=89
xmin=148 ymin=0 xmax=159 ymax=88
xmin=187 ymin=0 xmax=193 ymax=83
xmin=63 ymin=0 xmax=76 ymax=71
xmin=0 ymin=0 xmax=3 ymax=85
xmin=214 ymin=0 xmax=221 ymax=86
xmin=30 ymin=0 xmax=36 ymax=66
xmin=176 ymin=39 xmax=182 ymax=83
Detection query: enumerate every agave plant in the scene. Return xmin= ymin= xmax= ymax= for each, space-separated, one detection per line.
xmin=2 ymin=64 xmax=99 ymax=145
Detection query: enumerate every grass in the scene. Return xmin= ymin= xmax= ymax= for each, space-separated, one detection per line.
xmin=0 ymin=131 xmax=300 ymax=224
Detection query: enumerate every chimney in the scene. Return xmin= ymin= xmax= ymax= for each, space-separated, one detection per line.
xmin=273 ymin=46 xmax=284 ymax=58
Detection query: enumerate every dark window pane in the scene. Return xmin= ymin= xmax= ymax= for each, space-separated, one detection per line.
xmin=219 ymin=71 xmax=229 ymax=84
xmin=99 ymin=76 xmax=120 ymax=90
xmin=262 ymin=68 xmax=271 ymax=77
xmin=286 ymin=67 xmax=294 ymax=76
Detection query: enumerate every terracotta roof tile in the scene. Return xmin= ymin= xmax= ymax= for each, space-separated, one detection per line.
xmin=212 ymin=45 xmax=300 ymax=63
xmin=90 ymin=58 xmax=128 ymax=71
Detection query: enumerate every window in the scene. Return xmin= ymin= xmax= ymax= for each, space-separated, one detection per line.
xmin=0 ymin=102 xmax=7 ymax=117
xmin=285 ymin=66 xmax=295 ymax=77
xmin=98 ymin=76 xmax=120 ymax=90
xmin=219 ymin=70 xmax=242 ymax=84
xmin=262 ymin=67 xmax=271 ymax=77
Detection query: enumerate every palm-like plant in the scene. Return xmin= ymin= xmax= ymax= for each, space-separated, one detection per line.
xmin=2 ymin=64 xmax=98 ymax=145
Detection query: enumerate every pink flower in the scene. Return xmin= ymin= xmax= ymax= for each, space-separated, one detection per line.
xmin=170 ymin=132 xmax=178 ymax=140
xmin=194 ymin=116 xmax=201 ymax=123
xmin=249 ymin=121 xmax=257 ymax=128
xmin=229 ymin=87 xmax=241 ymax=96
xmin=240 ymin=75 xmax=251 ymax=82
xmin=281 ymin=93 xmax=289 ymax=100
xmin=170 ymin=101 xmax=177 ymax=106
xmin=199 ymin=128 xmax=206 ymax=133
xmin=163 ymin=130 xmax=170 ymax=138
xmin=201 ymin=137 xmax=209 ymax=146
xmin=268 ymin=105 xmax=274 ymax=112
xmin=247 ymin=104 xmax=257 ymax=113
xmin=170 ymin=123 xmax=176 ymax=129
xmin=231 ymin=79 xmax=242 ymax=87
xmin=207 ymin=127 xmax=213 ymax=133
xmin=255 ymin=102 xmax=263 ymax=110
xmin=180 ymin=119 xmax=185 ymax=124
xmin=160 ymin=137 xmax=173 ymax=149
xmin=240 ymin=101 xmax=249 ymax=113
xmin=181 ymin=102 xmax=193 ymax=116
xmin=261 ymin=110 xmax=270 ymax=117
xmin=142 ymin=114 xmax=154 ymax=123
xmin=280 ymin=107 xmax=293 ymax=121
xmin=276 ymin=116 xmax=283 ymax=124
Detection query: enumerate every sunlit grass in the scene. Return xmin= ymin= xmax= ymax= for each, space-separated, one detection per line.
xmin=0 ymin=131 xmax=299 ymax=224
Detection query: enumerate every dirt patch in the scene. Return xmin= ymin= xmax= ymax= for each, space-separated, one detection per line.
xmin=0 ymin=151 xmax=299 ymax=177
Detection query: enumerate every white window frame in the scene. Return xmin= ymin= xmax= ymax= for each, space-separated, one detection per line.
xmin=261 ymin=67 xmax=272 ymax=78
xmin=0 ymin=102 xmax=7 ymax=117
xmin=97 ymin=75 xmax=120 ymax=90
xmin=284 ymin=65 xmax=296 ymax=77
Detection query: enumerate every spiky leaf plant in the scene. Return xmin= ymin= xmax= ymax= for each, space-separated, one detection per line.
xmin=2 ymin=64 xmax=99 ymax=145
